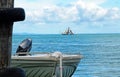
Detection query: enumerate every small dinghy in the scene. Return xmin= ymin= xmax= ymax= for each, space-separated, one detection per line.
xmin=11 ymin=38 xmax=82 ymax=77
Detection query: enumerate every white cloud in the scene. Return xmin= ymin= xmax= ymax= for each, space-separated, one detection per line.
xmin=105 ymin=7 xmax=120 ymax=20
xmin=79 ymin=0 xmax=106 ymax=5
xmin=15 ymin=0 xmax=120 ymax=24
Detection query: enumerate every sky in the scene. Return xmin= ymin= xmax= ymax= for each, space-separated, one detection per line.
xmin=13 ymin=0 xmax=120 ymax=34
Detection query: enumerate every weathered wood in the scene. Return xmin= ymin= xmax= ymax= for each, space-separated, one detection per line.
xmin=0 ymin=0 xmax=14 ymax=69
xmin=0 ymin=0 xmax=14 ymax=8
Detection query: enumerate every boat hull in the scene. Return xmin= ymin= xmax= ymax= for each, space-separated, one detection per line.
xmin=11 ymin=56 xmax=57 ymax=77
xmin=55 ymin=58 xmax=80 ymax=77
xmin=11 ymin=53 xmax=82 ymax=77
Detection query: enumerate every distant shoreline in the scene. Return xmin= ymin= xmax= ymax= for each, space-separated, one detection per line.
xmin=13 ymin=33 xmax=120 ymax=35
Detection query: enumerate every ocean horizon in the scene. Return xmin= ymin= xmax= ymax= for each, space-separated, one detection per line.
xmin=12 ymin=33 xmax=120 ymax=77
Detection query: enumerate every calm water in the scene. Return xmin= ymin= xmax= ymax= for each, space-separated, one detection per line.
xmin=12 ymin=34 xmax=120 ymax=77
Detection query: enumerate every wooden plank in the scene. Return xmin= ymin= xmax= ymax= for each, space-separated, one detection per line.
xmin=0 ymin=0 xmax=14 ymax=69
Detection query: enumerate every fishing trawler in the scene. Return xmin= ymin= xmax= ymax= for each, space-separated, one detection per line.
xmin=11 ymin=38 xmax=82 ymax=77
xmin=62 ymin=27 xmax=74 ymax=35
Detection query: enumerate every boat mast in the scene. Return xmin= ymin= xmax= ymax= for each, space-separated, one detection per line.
xmin=68 ymin=27 xmax=74 ymax=35
xmin=62 ymin=27 xmax=74 ymax=35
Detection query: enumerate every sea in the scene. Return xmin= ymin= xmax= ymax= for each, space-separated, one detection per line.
xmin=12 ymin=34 xmax=120 ymax=77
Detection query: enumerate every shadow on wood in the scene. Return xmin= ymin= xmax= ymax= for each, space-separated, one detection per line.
xmin=0 ymin=68 xmax=26 ymax=77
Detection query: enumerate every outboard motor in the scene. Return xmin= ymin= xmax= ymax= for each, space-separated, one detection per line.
xmin=16 ymin=38 xmax=32 ymax=56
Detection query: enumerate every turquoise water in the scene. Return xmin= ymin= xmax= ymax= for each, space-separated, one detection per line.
xmin=12 ymin=34 xmax=120 ymax=77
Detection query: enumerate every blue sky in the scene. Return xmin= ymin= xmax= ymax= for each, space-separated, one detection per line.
xmin=14 ymin=0 xmax=120 ymax=34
